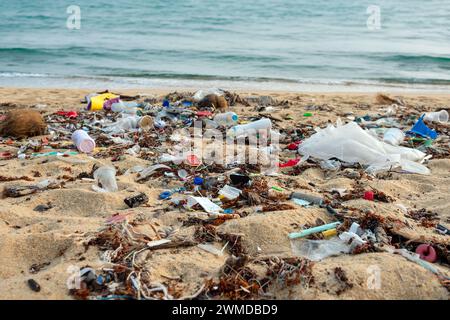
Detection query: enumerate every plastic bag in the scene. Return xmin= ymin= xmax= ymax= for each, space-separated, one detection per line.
xmin=93 ymin=166 xmax=118 ymax=192
xmin=298 ymin=121 xmax=429 ymax=175
xmin=290 ymin=238 xmax=351 ymax=261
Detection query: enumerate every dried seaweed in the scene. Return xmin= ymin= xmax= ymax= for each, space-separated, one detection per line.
xmin=333 ymin=267 xmax=353 ymax=295
xmin=359 ymin=212 xmax=385 ymax=232
xmin=218 ymin=232 xmax=247 ymax=257
xmin=407 ymin=208 xmax=440 ymax=228
xmin=0 ymin=175 xmax=33 ymax=182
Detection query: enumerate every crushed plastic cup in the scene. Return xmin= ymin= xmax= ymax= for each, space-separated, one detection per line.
xmin=383 ymin=128 xmax=405 ymax=146
xmin=72 ymin=129 xmax=96 ymax=153
xmin=423 ymin=110 xmax=448 ymax=124
xmin=93 ymin=166 xmax=118 ymax=192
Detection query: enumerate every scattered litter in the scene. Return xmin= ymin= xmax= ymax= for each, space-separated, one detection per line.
xmin=298 ymin=121 xmax=430 ymax=175
xmin=187 ymin=196 xmax=223 ymax=214
xmin=124 ymin=193 xmax=149 ymax=208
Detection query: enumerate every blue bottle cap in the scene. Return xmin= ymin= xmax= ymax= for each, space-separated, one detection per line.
xmin=193 ymin=177 xmax=203 ymax=185
xmin=159 ymin=191 xmax=171 ymax=199
xmin=223 ymin=208 xmax=234 ymax=214
xmin=162 ymin=99 xmax=170 ymax=107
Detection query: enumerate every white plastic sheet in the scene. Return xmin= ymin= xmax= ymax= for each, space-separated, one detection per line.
xmin=298 ymin=121 xmax=430 ymax=174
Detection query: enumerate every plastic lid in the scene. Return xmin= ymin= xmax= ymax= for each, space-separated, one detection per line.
xmin=231 ymin=114 xmax=238 ymax=121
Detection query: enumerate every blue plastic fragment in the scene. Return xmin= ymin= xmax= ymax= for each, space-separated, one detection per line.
xmin=162 ymin=99 xmax=170 ymax=107
xmin=193 ymin=177 xmax=204 ymax=185
xmin=407 ymin=115 xmax=438 ymax=139
xmin=159 ymin=191 xmax=172 ymax=199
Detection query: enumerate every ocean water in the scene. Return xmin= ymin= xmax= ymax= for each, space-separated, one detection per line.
xmin=0 ymin=0 xmax=449 ymax=91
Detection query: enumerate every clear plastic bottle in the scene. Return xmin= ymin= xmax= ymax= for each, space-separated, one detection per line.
xmin=111 ymin=101 xmax=139 ymax=114
xmin=228 ymin=118 xmax=272 ymax=137
xmin=213 ymin=112 xmax=238 ymax=127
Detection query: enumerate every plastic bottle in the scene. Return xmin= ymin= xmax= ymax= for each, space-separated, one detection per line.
xmin=213 ymin=112 xmax=238 ymax=127
xmin=111 ymin=101 xmax=139 ymax=114
xmin=104 ymin=116 xmax=139 ymax=133
xmin=383 ymin=128 xmax=405 ymax=146
xmin=290 ymin=192 xmax=323 ymax=206
xmin=228 ymin=118 xmax=272 ymax=137
xmin=72 ymin=129 xmax=96 ymax=153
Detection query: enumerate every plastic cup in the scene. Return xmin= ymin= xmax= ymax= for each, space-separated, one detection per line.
xmin=93 ymin=166 xmax=118 ymax=192
xmin=423 ymin=110 xmax=448 ymax=123
xmin=72 ymin=129 xmax=96 ymax=153
xmin=383 ymin=128 xmax=405 ymax=146
xmin=138 ymin=116 xmax=153 ymax=131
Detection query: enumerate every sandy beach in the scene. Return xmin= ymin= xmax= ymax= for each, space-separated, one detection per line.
xmin=0 ymin=87 xmax=449 ymax=300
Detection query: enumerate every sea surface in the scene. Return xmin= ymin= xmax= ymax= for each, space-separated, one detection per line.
xmin=0 ymin=0 xmax=449 ymax=91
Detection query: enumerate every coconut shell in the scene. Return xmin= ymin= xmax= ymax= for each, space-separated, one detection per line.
xmin=0 ymin=110 xmax=47 ymax=138
xmin=197 ymin=94 xmax=228 ymax=112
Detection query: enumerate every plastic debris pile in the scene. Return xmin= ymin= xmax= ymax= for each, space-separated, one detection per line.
xmin=1 ymin=91 xmax=449 ymax=299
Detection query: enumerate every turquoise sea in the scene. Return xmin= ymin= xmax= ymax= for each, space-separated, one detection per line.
xmin=0 ymin=0 xmax=449 ymax=91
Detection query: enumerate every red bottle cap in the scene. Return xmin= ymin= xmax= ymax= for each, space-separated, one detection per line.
xmin=363 ymin=191 xmax=374 ymax=201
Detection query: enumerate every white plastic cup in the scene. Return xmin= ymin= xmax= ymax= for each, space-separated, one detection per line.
xmin=228 ymin=118 xmax=272 ymax=137
xmin=383 ymin=128 xmax=405 ymax=146
xmin=72 ymin=129 xmax=96 ymax=153
xmin=213 ymin=112 xmax=238 ymax=127
xmin=138 ymin=116 xmax=153 ymax=131
xmin=423 ymin=110 xmax=449 ymax=123
xmin=93 ymin=166 xmax=118 ymax=192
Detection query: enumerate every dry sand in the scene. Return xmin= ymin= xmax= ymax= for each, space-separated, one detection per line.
xmin=0 ymin=87 xmax=449 ymax=300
